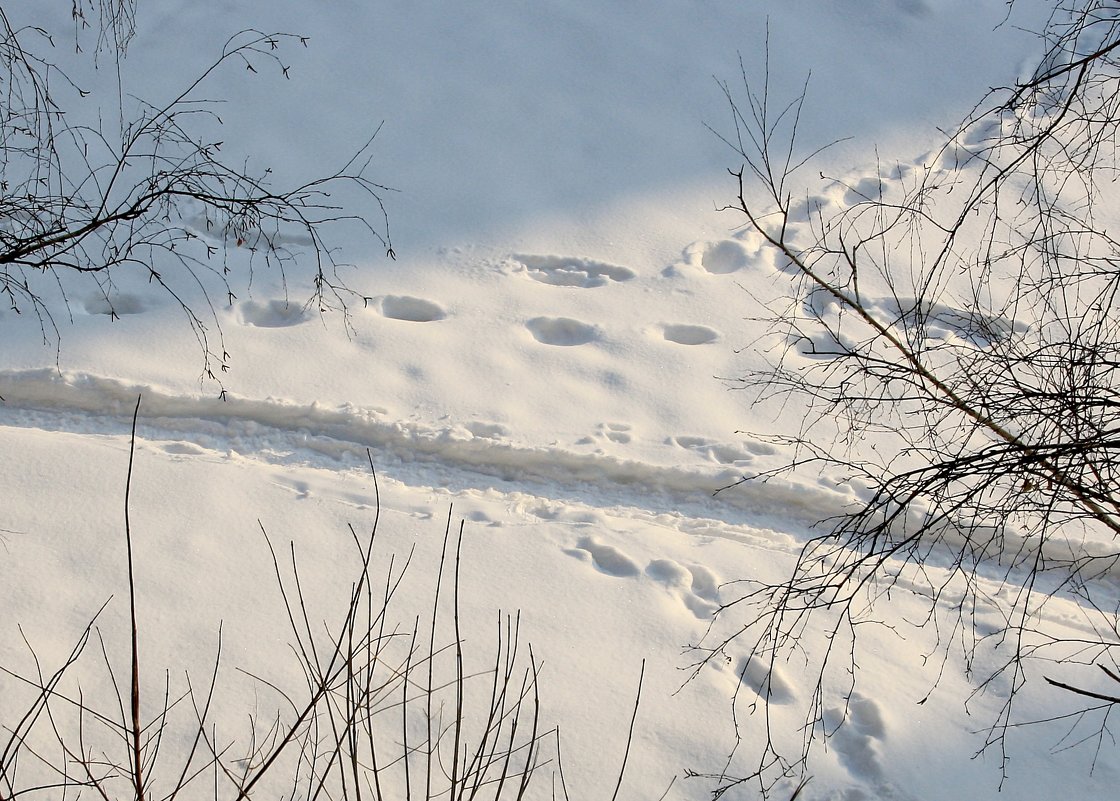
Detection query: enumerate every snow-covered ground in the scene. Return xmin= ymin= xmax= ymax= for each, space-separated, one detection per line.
xmin=3 ymin=1 xmax=1118 ymax=799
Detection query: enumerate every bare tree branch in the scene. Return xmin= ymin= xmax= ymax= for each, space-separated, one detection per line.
xmin=699 ymin=2 xmax=1120 ymax=793
xmin=0 ymin=3 xmax=393 ymax=388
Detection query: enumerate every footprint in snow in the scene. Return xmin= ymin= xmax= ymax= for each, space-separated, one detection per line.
xmin=376 ymin=295 xmax=447 ymax=322
xmin=463 ymin=509 xmax=502 ymax=528
xmin=567 ymin=536 xmax=641 ymax=578
xmin=162 ymin=441 xmax=206 ymax=457
xmin=784 ymin=192 xmax=832 ymax=224
xmin=462 ymin=420 xmax=508 ymax=439
xmin=237 ymin=299 xmax=310 ymax=328
xmin=927 ymin=123 xmax=1004 ymax=173
xmin=842 ymin=176 xmax=886 ymax=206
xmin=597 ymin=422 xmax=632 ymax=444
xmin=888 ymin=161 xmax=913 ymax=181
xmin=826 ymin=693 xmax=888 ymax=781
xmin=671 ymin=435 xmax=766 ymax=466
xmin=182 ymin=211 xmax=314 ymax=249
xmin=567 ymin=542 xmax=720 ymax=618
xmin=646 ymin=558 xmax=721 ymax=619
xmin=513 ymin=254 xmax=636 ymax=287
xmin=687 ymin=563 xmax=721 ymax=604
xmin=866 ymin=295 xmax=1024 ymax=347
xmin=730 ymin=655 xmax=798 ymax=704
xmin=82 ymin=292 xmax=151 ymax=317
xmin=661 ymin=323 xmax=718 ymax=345
xmin=526 ymin=316 xmax=600 ymax=346
xmin=691 ymin=240 xmax=751 ymax=274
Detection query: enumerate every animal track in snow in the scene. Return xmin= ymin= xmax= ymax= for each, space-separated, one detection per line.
xmin=795 ymin=289 xmax=1026 ymax=353
xmin=237 ymin=299 xmax=310 ymax=328
xmin=868 ymin=295 xmax=1024 ymax=347
xmin=671 ymin=435 xmax=758 ymax=465
xmin=513 ymin=254 xmax=636 ymax=287
xmin=785 ymin=193 xmax=832 ymax=224
xmin=599 ymin=422 xmax=632 ymax=443
xmin=568 ymin=535 xmax=641 ymax=577
xmin=162 ymin=441 xmax=206 ymax=456
xmin=526 ymin=316 xmax=599 ymax=346
xmin=82 ymin=293 xmax=150 ymax=317
xmin=183 ymin=211 xmax=314 ymax=249
xmin=733 ymin=655 xmax=798 ymax=704
xmin=827 ymin=693 xmax=887 ymax=781
xmin=842 ymin=176 xmax=885 ymax=206
xmin=929 ymin=118 xmax=1005 ymax=172
xmin=463 ymin=421 xmax=508 ymax=439
xmin=462 ymin=509 xmax=503 ymax=527
xmin=661 ymin=323 xmax=718 ymax=345
xmin=697 ymin=240 xmax=750 ymax=274
xmin=568 ymin=540 xmax=718 ymax=619
xmin=646 ymin=558 xmax=720 ymax=618
xmin=888 ymin=162 xmax=912 ymax=181
xmin=687 ymin=563 xmax=720 ymax=603
xmin=377 ymin=295 xmax=447 ymax=322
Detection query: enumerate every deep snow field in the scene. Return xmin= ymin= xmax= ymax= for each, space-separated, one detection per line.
xmin=2 ymin=1 xmax=1119 ymax=799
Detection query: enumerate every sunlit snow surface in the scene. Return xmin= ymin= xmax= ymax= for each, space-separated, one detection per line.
xmin=2 ymin=1 xmax=1118 ymax=799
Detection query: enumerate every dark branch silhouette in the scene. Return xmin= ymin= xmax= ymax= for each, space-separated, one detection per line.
xmin=0 ymin=2 xmax=392 ymax=387
xmin=697 ymin=2 xmax=1120 ymax=793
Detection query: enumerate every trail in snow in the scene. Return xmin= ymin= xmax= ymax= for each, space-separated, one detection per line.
xmin=6 ymin=367 xmax=1117 ymax=612
xmin=0 ymin=368 xmax=841 ymax=540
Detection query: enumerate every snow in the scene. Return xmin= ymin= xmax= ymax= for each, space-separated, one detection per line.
xmin=2 ymin=1 xmax=1118 ymax=799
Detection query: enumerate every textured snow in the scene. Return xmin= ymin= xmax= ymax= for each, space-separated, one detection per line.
xmin=2 ymin=1 xmax=1116 ymax=799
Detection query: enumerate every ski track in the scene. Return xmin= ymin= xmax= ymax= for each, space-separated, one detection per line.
xmin=0 ymin=369 xmax=839 ymax=541
xmin=5 ymin=368 xmax=1118 ymax=605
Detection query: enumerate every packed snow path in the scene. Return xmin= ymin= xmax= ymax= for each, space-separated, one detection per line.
xmin=0 ymin=368 xmax=835 ymax=542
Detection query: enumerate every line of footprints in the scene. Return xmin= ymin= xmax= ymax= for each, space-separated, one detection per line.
xmin=224 ymin=239 xmax=757 ymax=345
xmin=562 ymin=533 xmax=796 ymax=710
xmin=217 ymin=241 xmax=776 ymax=466
xmin=566 ymin=532 xmax=891 ymax=789
xmin=511 ymin=247 xmax=736 ymax=346
xmin=565 ymin=534 xmax=723 ymax=620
